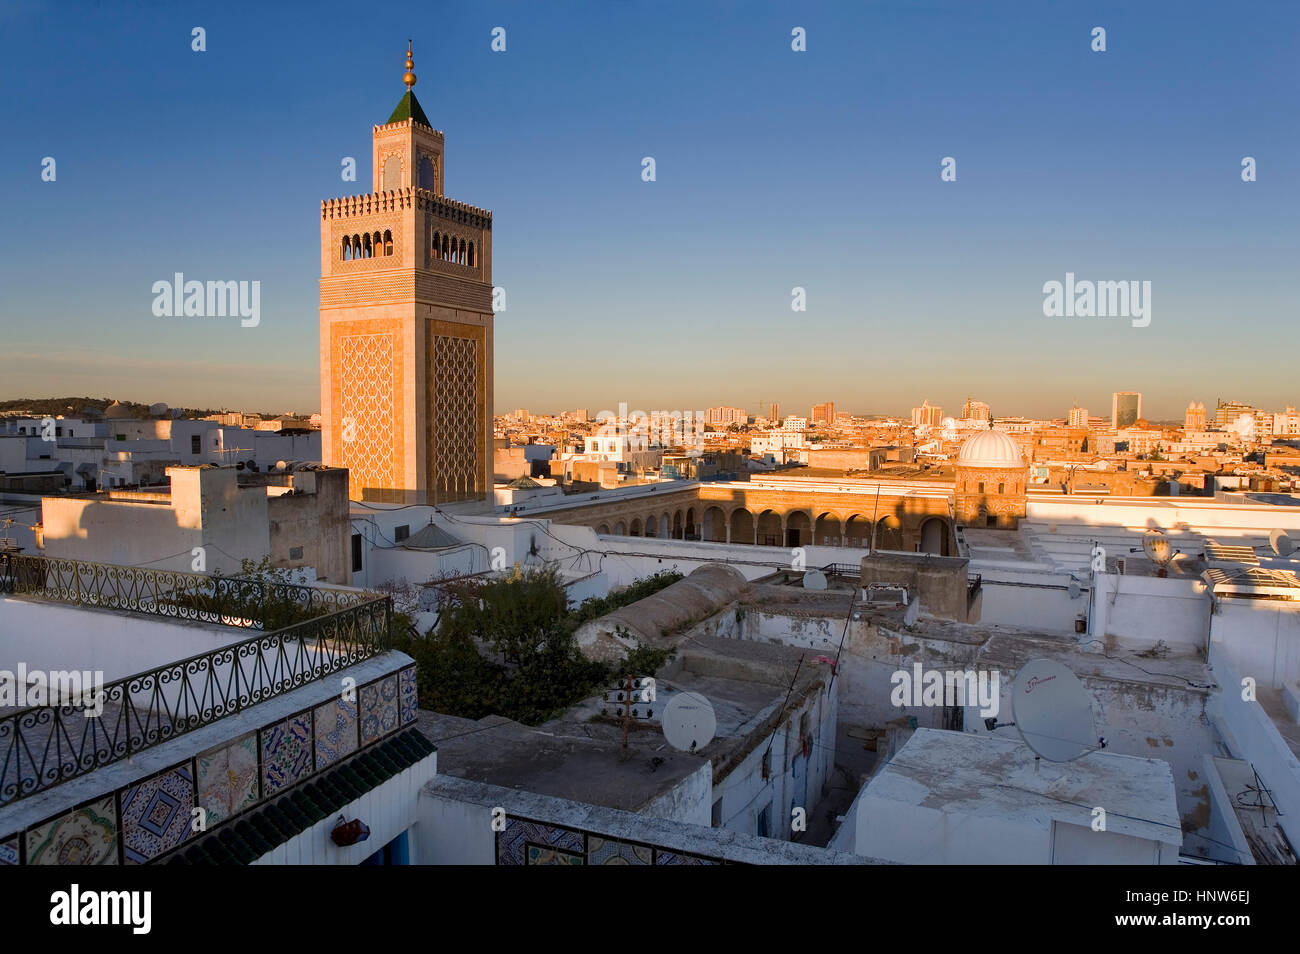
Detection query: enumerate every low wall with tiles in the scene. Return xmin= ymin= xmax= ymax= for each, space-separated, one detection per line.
xmin=418 ymin=774 xmax=880 ymax=865
xmin=0 ymin=661 xmax=418 ymax=865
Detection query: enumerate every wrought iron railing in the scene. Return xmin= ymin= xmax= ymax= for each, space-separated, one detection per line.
xmin=820 ymin=562 xmax=861 ymax=580
xmin=0 ymin=553 xmax=368 ymax=629
xmin=0 ymin=555 xmax=391 ymax=805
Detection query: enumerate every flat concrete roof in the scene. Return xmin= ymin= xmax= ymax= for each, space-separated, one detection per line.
xmin=416 ymin=634 xmax=829 ymax=808
xmin=868 ymin=728 xmax=1182 ymax=845
xmin=415 ymin=710 xmax=707 ymax=814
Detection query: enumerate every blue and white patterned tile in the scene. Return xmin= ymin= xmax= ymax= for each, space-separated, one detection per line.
xmin=360 ymin=675 xmax=399 ymax=744
xmin=314 ymin=697 xmax=359 ymax=770
xmin=655 ymin=850 xmax=721 ymax=865
xmin=121 ymin=764 xmax=195 ymax=864
xmin=261 ymin=712 xmax=313 ymax=793
xmin=379 ymin=674 xmax=399 ymax=734
xmin=0 ymin=835 xmax=19 ymax=865
xmin=496 ymin=817 xmax=584 ymax=866
xmin=399 ymin=666 xmax=417 ymax=726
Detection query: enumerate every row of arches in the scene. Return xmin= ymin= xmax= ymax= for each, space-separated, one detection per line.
xmin=593 ymin=506 xmax=951 ymax=554
xmin=428 ymin=226 xmax=476 ymax=267
xmin=342 ymin=230 xmax=393 ymax=260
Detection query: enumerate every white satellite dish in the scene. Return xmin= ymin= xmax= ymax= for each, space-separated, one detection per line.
xmin=662 ymin=692 xmax=716 ymax=753
xmin=1011 ymin=659 xmax=1096 ymax=762
xmin=1142 ymin=529 xmax=1172 ymax=567
xmin=1270 ymin=529 xmax=1294 ymax=557
xmin=802 ymin=569 xmax=827 ymax=591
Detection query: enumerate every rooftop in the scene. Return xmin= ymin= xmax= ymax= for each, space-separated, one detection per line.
xmin=867 ymin=728 xmax=1183 ymax=845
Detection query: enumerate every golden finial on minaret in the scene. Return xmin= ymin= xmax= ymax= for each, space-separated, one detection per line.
xmin=402 ymin=40 xmax=417 ymax=90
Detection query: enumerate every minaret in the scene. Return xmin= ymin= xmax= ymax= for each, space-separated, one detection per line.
xmin=319 ymin=43 xmax=494 ymax=505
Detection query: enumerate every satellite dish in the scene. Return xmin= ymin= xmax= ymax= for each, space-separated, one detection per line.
xmin=1011 ymin=659 xmax=1095 ymax=762
xmin=1271 ymin=529 xmax=1294 ymax=557
xmin=802 ymin=569 xmax=827 ymax=591
xmin=1142 ymin=529 xmax=1172 ymax=567
xmin=662 ymin=692 xmax=716 ymax=753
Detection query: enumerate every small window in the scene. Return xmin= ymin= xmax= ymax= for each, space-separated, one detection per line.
xmin=978 ymin=482 xmax=985 ymax=494
xmin=289 ymin=546 xmax=304 ymax=560
xmin=351 ymin=533 xmax=363 ymax=572
xmin=998 ymin=483 xmax=1005 ymax=494
xmin=55 ymin=427 xmax=63 ymax=437
xmin=191 ymin=435 xmax=201 ymax=454
xmin=394 ymin=525 xmax=410 ymax=542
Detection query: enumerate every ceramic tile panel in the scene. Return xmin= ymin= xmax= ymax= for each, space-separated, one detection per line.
xmin=121 ymin=764 xmax=195 ymax=864
xmin=196 ymin=733 xmax=259 ymax=826
xmin=314 ymin=697 xmax=359 ymax=770
xmin=26 ymin=796 xmax=118 ymax=865
xmin=588 ymin=836 xmax=652 ymax=865
xmin=496 ymin=817 xmax=584 ymax=866
xmin=360 ymin=675 xmax=399 ymax=745
xmin=399 ymin=666 xmax=417 ymax=726
xmin=261 ymin=712 xmax=313 ymax=794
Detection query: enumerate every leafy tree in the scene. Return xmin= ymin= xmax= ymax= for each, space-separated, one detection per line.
xmin=404 ymin=567 xmax=680 ymax=725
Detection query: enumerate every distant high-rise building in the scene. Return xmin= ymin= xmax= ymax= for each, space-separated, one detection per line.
xmin=1112 ymin=392 xmax=1142 ymax=430
xmin=570 ymin=408 xmax=589 ymax=423
xmin=1184 ymin=401 xmax=1206 ymax=432
xmin=1068 ymin=405 xmax=1089 ymax=427
xmin=769 ymin=402 xmax=780 ymax=424
xmin=513 ymin=409 xmax=531 ymax=422
xmin=1274 ymin=406 xmax=1300 ymax=436
xmin=707 ymin=406 xmax=747 ymax=426
xmin=811 ymin=402 xmax=836 ymax=425
xmin=961 ymin=399 xmax=991 ymax=422
xmin=912 ymin=400 xmax=942 ymax=429
xmin=1214 ymin=400 xmax=1257 ymax=427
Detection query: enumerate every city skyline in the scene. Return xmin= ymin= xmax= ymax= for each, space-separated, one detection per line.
xmin=2 ymin=1 xmax=1297 ymax=419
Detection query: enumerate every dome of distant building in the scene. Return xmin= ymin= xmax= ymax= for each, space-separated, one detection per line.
xmin=104 ymin=400 xmax=131 ymax=419
xmin=957 ymin=428 xmax=1023 ymax=469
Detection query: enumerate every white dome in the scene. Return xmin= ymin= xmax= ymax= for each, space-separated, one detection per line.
xmin=957 ymin=429 xmax=1024 ymax=468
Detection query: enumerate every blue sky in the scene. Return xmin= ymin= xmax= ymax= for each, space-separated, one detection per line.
xmin=0 ymin=0 xmax=1295 ymax=420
